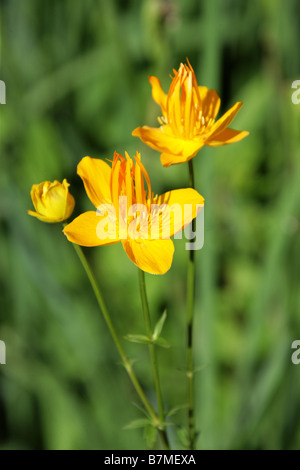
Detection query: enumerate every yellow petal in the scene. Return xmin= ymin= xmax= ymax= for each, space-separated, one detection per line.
xmin=45 ymin=180 xmax=69 ymax=220
xmin=27 ymin=210 xmax=60 ymax=223
xmin=149 ymin=76 xmax=167 ymax=114
xmin=64 ymin=191 xmax=76 ymax=219
xmin=155 ymin=188 xmax=204 ymax=237
xmin=28 ymin=179 xmax=75 ymax=223
xmin=77 ymin=157 xmax=112 ymax=208
xmin=198 ymin=86 xmax=221 ymax=120
xmin=208 ymin=101 xmax=243 ymax=139
xmin=160 ymin=150 xmax=202 ymax=167
xmin=30 ymin=183 xmax=43 ymax=213
xmin=63 ymin=211 xmax=120 ymax=247
xmin=205 ymin=128 xmax=250 ymax=146
xmin=132 ymin=126 xmax=203 ymax=159
xmin=30 ymin=182 xmax=50 ymax=216
xmin=122 ymin=238 xmax=174 ymax=275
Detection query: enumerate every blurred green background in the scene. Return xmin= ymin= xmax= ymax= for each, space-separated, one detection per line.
xmin=1 ymin=0 xmax=300 ymax=450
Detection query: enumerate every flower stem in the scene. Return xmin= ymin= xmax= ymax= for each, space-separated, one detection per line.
xmin=68 ymin=239 xmax=164 ymax=438
xmin=138 ymin=268 xmax=170 ymax=450
xmin=187 ymin=159 xmax=196 ymax=450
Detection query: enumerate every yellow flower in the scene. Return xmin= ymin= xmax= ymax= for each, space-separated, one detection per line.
xmin=63 ymin=152 xmax=204 ymax=275
xmin=132 ymin=60 xmax=249 ymax=167
xmin=28 ymin=179 xmax=75 ymax=223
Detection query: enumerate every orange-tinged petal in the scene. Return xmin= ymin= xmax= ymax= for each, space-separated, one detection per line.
xmin=134 ymin=156 xmax=145 ymax=205
xmin=205 ymin=128 xmax=250 ymax=146
xmin=155 ymin=188 xmax=204 ymax=237
xmin=160 ymin=153 xmax=186 ymax=167
xmin=132 ymin=126 xmax=177 ymax=154
xmin=122 ymin=238 xmax=174 ymax=275
xmin=77 ymin=157 xmax=112 ymax=208
xmin=63 ymin=211 xmax=120 ymax=247
xmin=111 ymin=158 xmax=122 ymax=208
xmin=167 ymin=74 xmax=182 ymax=135
xmin=198 ymin=86 xmax=221 ymax=121
xmin=160 ymin=145 xmax=204 ymax=167
xmin=132 ymin=126 xmax=203 ymax=159
xmin=149 ymin=76 xmax=167 ymax=114
xmin=207 ymin=101 xmax=243 ymax=139
xmin=183 ymin=71 xmax=193 ymax=139
xmin=125 ymin=154 xmax=133 ymax=210
xmin=134 ymin=157 xmax=152 ymax=201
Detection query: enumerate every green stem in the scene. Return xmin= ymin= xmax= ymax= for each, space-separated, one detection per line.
xmin=68 ymin=239 xmax=160 ymax=428
xmin=187 ymin=159 xmax=196 ymax=450
xmin=138 ymin=268 xmax=170 ymax=450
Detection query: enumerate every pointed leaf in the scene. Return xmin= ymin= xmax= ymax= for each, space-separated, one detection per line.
xmin=167 ymin=403 xmax=189 ymax=417
xmin=153 ymin=336 xmax=171 ymax=349
xmin=153 ymin=309 xmax=167 ymax=340
xmin=131 ymin=402 xmax=149 ymax=418
xmin=123 ymin=418 xmax=150 ymax=430
xmin=124 ymin=334 xmax=152 ymax=345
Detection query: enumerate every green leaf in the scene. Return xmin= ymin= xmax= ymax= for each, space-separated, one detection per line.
xmin=124 ymin=334 xmax=152 ymax=345
xmin=123 ymin=418 xmax=150 ymax=430
xmin=131 ymin=402 xmax=149 ymax=418
xmin=153 ymin=309 xmax=167 ymax=340
xmin=124 ymin=333 xmax=170 ymax=348
xmin=152 ymin=337 xmax=171 ymax=349
xmin=167 ymin=403 xmax=189 ymax=417
xmin=177 ymin=426 xmax=190 ymax=449
xmin=143 ymin=424 xmax=157 ymax=448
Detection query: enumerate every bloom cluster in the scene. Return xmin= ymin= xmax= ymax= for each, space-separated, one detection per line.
xmin=28 ymin=60 xmax=248 ymax=274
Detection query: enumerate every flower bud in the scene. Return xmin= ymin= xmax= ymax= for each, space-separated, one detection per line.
xmin=27 ymin=179 xmax=75 ymax=223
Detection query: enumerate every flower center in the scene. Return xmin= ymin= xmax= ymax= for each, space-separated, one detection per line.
xmin=159 ymin=63 xmax=215 ymax=140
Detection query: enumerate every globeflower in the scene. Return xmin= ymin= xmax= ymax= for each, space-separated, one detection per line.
xmin=132 ymin=60 xmax=249 ymax=167
xmin=63 ymin=152 xmax=204 ymax=275
xmin=27 ymin=179 xmax=75 ymax=223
